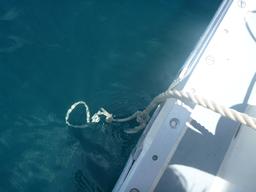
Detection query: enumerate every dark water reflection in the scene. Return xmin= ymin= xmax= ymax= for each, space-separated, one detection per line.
xmin=0 ymin=0 xmax=221 ymax=191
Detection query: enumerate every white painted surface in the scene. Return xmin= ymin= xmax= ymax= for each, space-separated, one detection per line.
xmin=160 ymin=0 xmax=256 ymax=191
xmin=116 ymin=100 xmax=191 ymax=192
xmin=185 ymin=0 xmax=256 ymax=134
xmin=217 ymin=105 xmax=256 ymax=191
xmin=156 ymin=164 xmax=246 ymax=192
xmin=114 ymin=0 xmax=256 ymax=191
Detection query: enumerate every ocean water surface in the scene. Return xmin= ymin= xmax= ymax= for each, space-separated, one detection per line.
xmin=0 ymin=0 xmax=221 ymax=191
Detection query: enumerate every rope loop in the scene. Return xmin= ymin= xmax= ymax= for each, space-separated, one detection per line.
xmin=65 ymin=101 xmax=115 ymax=128
xmin=66 ymin=89 xmax=256 ymax=133
xmin=65 ymin=101 xmax=91 ymax=128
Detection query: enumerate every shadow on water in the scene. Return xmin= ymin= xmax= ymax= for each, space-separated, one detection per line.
xmin=0 ymin=110 xmax=134 ymax=192
xmin=69 ymin=121 xmax=139 ymax=192
xmin=74 ymin=169 xmax=103 ymax=192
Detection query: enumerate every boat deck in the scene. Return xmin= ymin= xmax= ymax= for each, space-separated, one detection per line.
xmin=114 ymin=0 xmax=256 ymax=191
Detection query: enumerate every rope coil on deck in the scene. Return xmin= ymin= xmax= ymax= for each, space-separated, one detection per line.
xmin=65 ymin=89 xmax=256 ymax=133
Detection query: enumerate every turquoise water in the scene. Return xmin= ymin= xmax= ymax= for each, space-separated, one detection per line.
xmin=0 ymin=1 xmax=221 ymax=191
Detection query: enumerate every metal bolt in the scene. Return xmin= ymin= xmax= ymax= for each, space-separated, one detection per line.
xmin=190 ymin=88 xmax=196 ymax=94
xmin=130 ymin=188 xmax=140 ymax=192
xmin=170 ymin=118 xmax=179 ymax=128
xmin=152 ymin=155 xmax=158 ymax=161
xmin=224 ymin=28 xmax=229 ymax=33
xmin=237 ymin=0 xmax=246 ymax=8
xmin=205 ymin=55 xmax=215 ymax=65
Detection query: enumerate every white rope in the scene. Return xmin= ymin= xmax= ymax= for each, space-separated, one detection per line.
xmin=65 ymin=89 xmax=256 ymax=133
xmin=65 ymin=101 xmax=114 ymax=128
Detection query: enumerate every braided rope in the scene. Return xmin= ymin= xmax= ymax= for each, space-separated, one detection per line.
xmin=65 ymin=90 xmax=256 ymax=133
xmin=167 ymin=90 xmax=256 ymax=129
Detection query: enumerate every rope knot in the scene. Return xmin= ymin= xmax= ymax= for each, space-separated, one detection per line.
xmin=105 ymin=114 xmax=113 ymax=123
xmin=136 ymin=111 xmax=150 ymax=124
xmin=98 ymin=108 xmax=113 ymax=123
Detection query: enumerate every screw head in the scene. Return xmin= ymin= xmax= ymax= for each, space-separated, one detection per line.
xmin=152 ymin=155 xmax=158 ymax=161
xmin=130 ymin=188 xmax=140 ymax=192
xmin=170 ymin=118 xmax=179 ymax=128
xmin=237 ymin=0 xmax=246 ymax=8
xmin=205 ymin=55 xmax=215 ymax=66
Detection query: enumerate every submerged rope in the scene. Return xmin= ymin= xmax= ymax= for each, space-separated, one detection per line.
xmin=65 ymin=89 xmax=256 ymax=133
